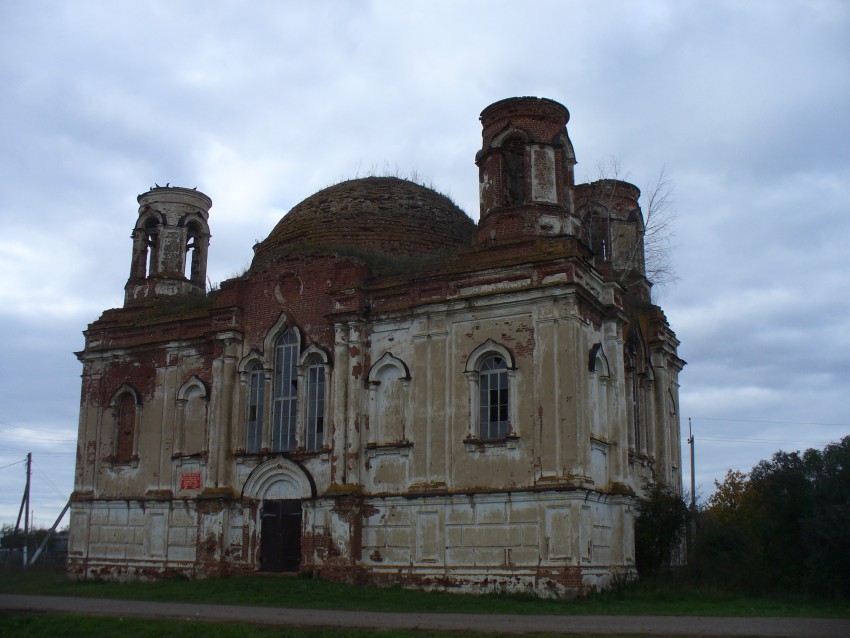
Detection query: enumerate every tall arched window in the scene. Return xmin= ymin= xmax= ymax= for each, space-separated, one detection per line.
xmin=305 ymin=355 xmax=326 ymax=451
xmin=625 ymin=324 xmax=649 ymax=453
xmin=246 ymin=362 xmax=265 ymax=453
xmin=144 ymin=218 xmax=159 ymax=278
xmin=272 ymin=330 xmax=298 ymax=451
xmin=628 ymin=344 xmax=642 ymax=450
xmin=464 ymin=340 xmax=516 ymax=443
xmin=479 ymin=355 xmax=509 ymax=440
xmin=589 ymin=343 xmax=612 ymax=440
xmin=109 ymin=384 xmax=141 ymax=464
xmin=184 ymin=221 xmax=201 ymax=282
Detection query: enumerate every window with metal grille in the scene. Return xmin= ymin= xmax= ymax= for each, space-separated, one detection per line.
xmin=305 ymin=356 xmax=325 ymax=451
xmin=272 ymin=330 xmax=298 ymax=451
xmin=246 ymin=362 xmax=264 ymax=453
xmin=479 ymin=355 xmax=509 ymax=440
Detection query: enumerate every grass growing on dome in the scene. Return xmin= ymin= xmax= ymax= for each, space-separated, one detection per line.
xmin=324 ymin=164 xmax=467 ymax=214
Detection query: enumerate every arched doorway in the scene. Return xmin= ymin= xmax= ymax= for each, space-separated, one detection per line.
xmin=242 ymin=458 xmax=315 ymax=573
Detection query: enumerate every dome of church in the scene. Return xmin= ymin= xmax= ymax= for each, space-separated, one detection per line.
xmin=252 ymin=177 xmax=475 ymax=267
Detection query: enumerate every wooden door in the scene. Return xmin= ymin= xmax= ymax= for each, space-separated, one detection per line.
xmin=259 ymin=500 xmax=302 ymax=572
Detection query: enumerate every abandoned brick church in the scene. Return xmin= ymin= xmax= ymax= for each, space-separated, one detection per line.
xmin=69 ymin=97 xmax=684 ymax=595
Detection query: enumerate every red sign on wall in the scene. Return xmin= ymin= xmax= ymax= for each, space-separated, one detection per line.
xmin=180 ymin=472 xmax=201 ymax=490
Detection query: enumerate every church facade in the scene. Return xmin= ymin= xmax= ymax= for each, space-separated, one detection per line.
xmin=69 ymin=97 xmax=684 ymax=596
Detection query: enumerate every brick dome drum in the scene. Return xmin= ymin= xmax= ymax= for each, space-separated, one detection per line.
xmin=252 ymin=177 xmax=475 ymax=266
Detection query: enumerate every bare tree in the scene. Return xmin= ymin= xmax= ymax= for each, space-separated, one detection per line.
xmin=588 ymin=160 xmax=677 ymax=298
xmin=639 ymin=167 xmax=677 ymax=293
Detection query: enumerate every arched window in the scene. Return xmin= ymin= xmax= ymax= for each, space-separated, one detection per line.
xmin=627 ymin=344 xmax=642 ymax=450
xmin=260 ymin=319 xmax=330 ymax=454
xmin=246 ymin=362 xmax=265 ymax=453
xmin=184 ymin=221 xmax=202 ymax=283
xmin=109 ymin=384 xmax=141 ymax=464
xmin=625 ymin=324 xmax=649 ymax=453
xmin=464 ymin=340 xmax=516 ymax=443
xmin=144 ymin=217 xmax=159 ymax=278
xmin=589 ymin=343 xmax=612 ymax=440
xmin=478 ymin=355 xmax=509 ymax=440
xmin=304 ymin=355 xmax=326 ymax=451
xmin=272 ymin=330 xmax=298 ymax=451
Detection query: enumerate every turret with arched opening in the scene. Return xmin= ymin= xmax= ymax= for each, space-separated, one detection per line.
xmin=125 ymin=186 xmax=212 ymax=305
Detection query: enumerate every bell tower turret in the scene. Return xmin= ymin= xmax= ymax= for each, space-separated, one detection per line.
xmin=474 ymin=97 xmax=578 ymax=245
xmin=125 ymin=186 xmax=212 ymax=306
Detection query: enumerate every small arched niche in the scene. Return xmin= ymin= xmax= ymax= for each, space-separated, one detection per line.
xmin=367 ymin=353 xmax=411 ymax=445
xmin=176 ymin=376 xmax=208 ymax=456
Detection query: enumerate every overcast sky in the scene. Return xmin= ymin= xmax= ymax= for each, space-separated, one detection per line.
xmin=1 ymin=0 xmax=848 ymax=528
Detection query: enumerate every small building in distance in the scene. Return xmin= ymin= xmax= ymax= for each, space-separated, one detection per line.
xmin=69 ymin=97 xmax=684 ymax=596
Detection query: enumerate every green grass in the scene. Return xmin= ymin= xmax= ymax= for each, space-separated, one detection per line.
xmin=0 ymin=614 xmax=663 ymax=638
xmin=0 ymin=614 xmax=483 ymax=638
xmin=2 ymin=567 xmax=849 ymax=620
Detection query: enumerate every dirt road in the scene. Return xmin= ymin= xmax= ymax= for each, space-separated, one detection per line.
xmin=2 ymin=594 xmax=848 ymax=636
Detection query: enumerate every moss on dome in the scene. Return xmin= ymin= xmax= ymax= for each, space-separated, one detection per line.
xmin=251 ymin=177 xmax=475 ymax=269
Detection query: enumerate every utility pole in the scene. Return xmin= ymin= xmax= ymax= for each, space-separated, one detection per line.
xmin=688 ymin=418 xmax=695 ymax=512
xmin=14 ymin=453 xmax=32 ymax=567
xmin=687 ymin=419 xmax=696 ymax=548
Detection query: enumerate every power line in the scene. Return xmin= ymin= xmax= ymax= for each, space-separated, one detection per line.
xmin=0 ymin=432 xmax=76 ymax=443
xmin=691 ymin=416 xmax=849 ymax=428
xmin=698 ymin=435 xmax=833 ymax=446
xmin=0 ymin=458 xmax=27 ymax=471
xmin=681 ymin=434 xmax=834 ymax=446
xmin=32 ymin=462 xmax=69 ymax=500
